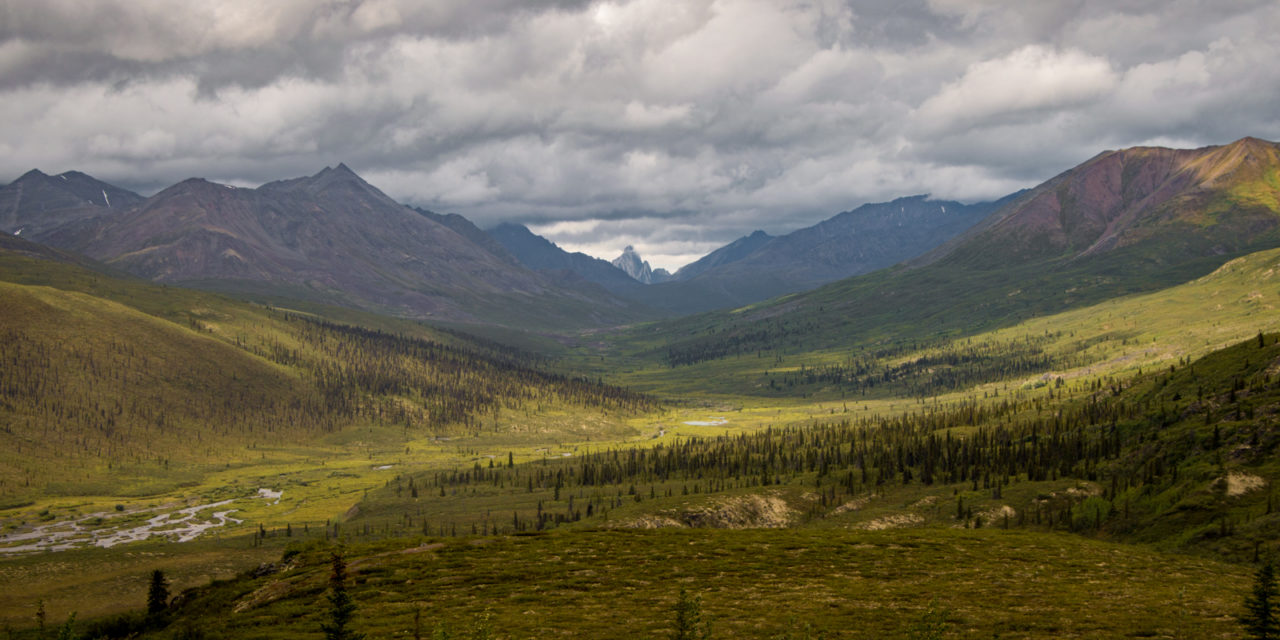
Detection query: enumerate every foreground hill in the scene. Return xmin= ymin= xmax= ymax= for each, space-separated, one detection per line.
xmin=647 ymin=137 xmax=1280 ymax=366
xmin=92 ymin=528 xmax=1248 ymax=639
xmin=5 ymin=166 xmax=651 ymax=329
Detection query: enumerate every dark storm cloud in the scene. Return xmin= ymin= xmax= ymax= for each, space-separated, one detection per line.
xmin=2 ymin=0 xmax=1278 ymax=271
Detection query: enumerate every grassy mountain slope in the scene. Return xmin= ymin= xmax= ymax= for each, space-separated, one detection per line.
xmin=0 ymin=249 xmax=653 ymax=504
xmin=602 ymin=244 xmax=1280 ymax=401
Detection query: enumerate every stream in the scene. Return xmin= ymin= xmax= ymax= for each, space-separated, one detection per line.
xmin=0 ymin=488 xmax=283 ymax=554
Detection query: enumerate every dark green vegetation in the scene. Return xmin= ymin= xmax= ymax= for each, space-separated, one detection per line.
xmin=1241 ymin=562 xmax=1277 ymax=639
xmin=335 ymin=334 xmax=1280 ymax=565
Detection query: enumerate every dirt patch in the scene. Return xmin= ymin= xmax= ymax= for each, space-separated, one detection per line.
xmin=853 ymin=513 xmax=924 ymax=531
xmin=682 ymin=494 xmax=794 ymax=528
xmin=910 ymin=496 xmax=939 ymax=508
xmin=1064 ymin=483 xmax=1102 ymax=499
xmin=975 ymin=505 xmax=1018 ymax=525
xmin=831 ymin=494 xmax=878 ymax=515
xmin=613 ymin=515 xmax=685 ymax=529
xmin=613 ymin=494 xmax=795 ymax=530
xmin=1223 ymin=472 xmax=1267 ymax=497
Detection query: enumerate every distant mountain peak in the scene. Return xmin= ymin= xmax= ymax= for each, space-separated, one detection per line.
xmin=321 ymin=162 xmax=360 ymax=178
xmin=311 ymin=163 xmax=377 ymax=189
xmin=16 ymin=168 xmax=50 ymax=181
xmin=612 ymin=245 xmax=668 ymax=284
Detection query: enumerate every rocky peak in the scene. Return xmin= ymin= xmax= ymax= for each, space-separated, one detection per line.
xmin=611 ymin=246 xmax=672 ymax=284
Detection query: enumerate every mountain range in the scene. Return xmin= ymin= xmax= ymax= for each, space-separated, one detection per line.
xmin=3 ymin=137 xmax=1278 ymax=333
xmin=488 ymin=195 xmax=1009 ymax=314
xmin=0 ymin=164 xmax=650 ymax=329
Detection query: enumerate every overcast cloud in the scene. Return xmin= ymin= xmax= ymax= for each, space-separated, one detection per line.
xmin=2 ymin=0 xmax=1278 ymax=270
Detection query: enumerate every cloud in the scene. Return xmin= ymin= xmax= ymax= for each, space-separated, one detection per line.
xmin=2 ymin=0 xmax=1279 ymax=270
xmin=914 ymin=46 xmax=1118 ymax=134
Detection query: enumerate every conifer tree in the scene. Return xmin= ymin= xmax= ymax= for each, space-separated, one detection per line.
xmin=322 ymin=553 xmax=364 ymax=640
xmin=1242 ymin=562 xmax=1278 ymax=640
xmin=147 ymin=569 xmax=170 ymax=618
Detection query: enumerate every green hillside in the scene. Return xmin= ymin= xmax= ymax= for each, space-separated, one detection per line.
xmin=593 ymin=245 xmax=1280 ymax=402
xmin=0 ymin=251 xmax=653 ymax=506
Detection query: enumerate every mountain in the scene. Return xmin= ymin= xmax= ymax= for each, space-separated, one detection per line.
xmin=611 ymin=245 xmax=671 ymax=283
xmin=415 ymin=208 xmax=520 ymax=265
xmin=923 ymin=135 xmax=1280 ymax=268
xmin=22 ymin=164 xmax=651 ymax=329
xmin=671 ymin=229 xmax=773 ymax=280
xmin=0 ymin=169 xmax=144 ymax=240
xmin=602 ymin=194 xmax=1005 ymax=314
xmin=486 ymin=196 xmax=1000 ymax=315
xmin=649 ymin=137 xmax=1280 ymax=366
xmin=488 ymin=222 xmax=640 ymax=290
xmin=675 ymin=195 xmax=1007 ymax=294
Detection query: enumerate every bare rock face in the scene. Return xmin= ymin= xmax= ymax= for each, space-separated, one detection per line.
xmin=611 ymin=245 xmax=671 ymax=284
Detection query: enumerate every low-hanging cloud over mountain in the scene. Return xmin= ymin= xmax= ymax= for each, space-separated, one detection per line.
xmin=2 ymin=0 xmax=1278 ymax=270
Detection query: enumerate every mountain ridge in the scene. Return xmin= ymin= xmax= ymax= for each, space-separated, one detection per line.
xmin=11 ymin=166 xmax=652 ymax=329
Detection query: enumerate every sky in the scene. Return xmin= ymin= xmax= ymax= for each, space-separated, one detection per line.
xmin=2 ymin=1 xmax=1279 ymax=271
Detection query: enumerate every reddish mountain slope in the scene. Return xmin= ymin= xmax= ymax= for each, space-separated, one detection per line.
xmin=935 ymin=137 xmax=1280 ymax=266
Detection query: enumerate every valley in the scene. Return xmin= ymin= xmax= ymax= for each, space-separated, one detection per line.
xmin=2 ymin=137 xmax=1280 ymax=639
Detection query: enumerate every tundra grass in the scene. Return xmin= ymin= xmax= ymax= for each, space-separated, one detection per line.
xmin=104 ymin=528 xmax=1255 ymax=640
xmin=0 ymin=534 xmax=281 ymax=629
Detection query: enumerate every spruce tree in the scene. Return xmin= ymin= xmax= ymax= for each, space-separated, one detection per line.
xmin=1242 ymin=562 xmax=1278 ymax=640
xmin=146 ymin=569 xmax=170 ymax=618
xmin=322 ymin=553 xmax=364 ymax=640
